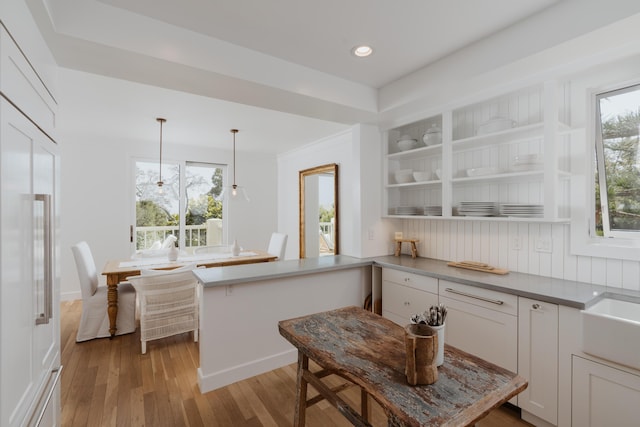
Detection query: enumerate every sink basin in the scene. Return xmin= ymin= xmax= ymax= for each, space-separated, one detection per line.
xmin=581 ymin=297 xmax=640 ymax=370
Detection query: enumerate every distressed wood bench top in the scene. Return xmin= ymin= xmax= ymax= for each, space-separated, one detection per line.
xmin=278 ymin=306 xmax=527 ymax=427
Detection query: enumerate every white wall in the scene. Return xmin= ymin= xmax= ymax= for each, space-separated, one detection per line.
xmin=396 ymin=219 xmax=640 ymax=291
xmin=277 ymin=125 xmax=393 ymax=259
xmin=58 ymin=70 xmax=277 ymax=300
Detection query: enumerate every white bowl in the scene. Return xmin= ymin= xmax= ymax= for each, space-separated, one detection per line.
xmin=412 ymin=171 xmax=431 ymax=182
xmin=394 ymin=169 xmax=414 ymax=184
xmin=476 ymin=117 xmax=517 ymax=135
xmin=397 ymin=138 xmax=418 ymax=152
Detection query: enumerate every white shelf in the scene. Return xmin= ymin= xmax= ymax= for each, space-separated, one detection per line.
xmin=383 ymin=214 xmax=570 ymax=223
xmin=386 ymin=180 xmax=441 ymax=189
xmin=387 ymin=144 xmax=442 ymax=160
xmin=383 ymin=80 xmax=572 ymax=223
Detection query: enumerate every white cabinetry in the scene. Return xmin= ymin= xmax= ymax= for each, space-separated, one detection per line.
xmin=518 ymin=297 xmax=558 ymax=426
xmin=1 ymin=24 xmax=60 ymax=427
xmin=383 ymin=81 xmax=571 ymax=221
xmin=381 ymin=268 xmax=438 ymax=326
xmin=438 ymin=280 xmax=518 ymax=371
xmin=572 ymin=356 xmax=640 ymax=427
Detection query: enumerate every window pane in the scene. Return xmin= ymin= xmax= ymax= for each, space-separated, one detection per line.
xmin=185 ymin=163 xmax=224 ymax=249
xmin=595 ymin=85 xmax=640 ymax=236
xmin=135 ymin=161 xmax=180 ymax=250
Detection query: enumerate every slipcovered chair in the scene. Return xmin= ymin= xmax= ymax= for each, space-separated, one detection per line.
xmin=71 ymin=241 xmax=136 ymax=342
xmin=267 ymin=232 xmax=288 ymax=260
xmin=128 ymin=266 xmax=202 ymax=354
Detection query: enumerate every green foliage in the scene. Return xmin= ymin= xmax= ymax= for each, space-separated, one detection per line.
xmin=596 ymin=108 xmax=640 ymax=233
xmin=319 ymin=204 xmax=335 ymax=223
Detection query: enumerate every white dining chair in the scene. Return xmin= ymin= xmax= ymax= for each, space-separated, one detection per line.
xmin=128 ymin=266 xmax=202 ymax=354
xmin=267 ymin=232 xmax=288 ymax=260
xmin=71 ymin=241 xmax=137 ymax=342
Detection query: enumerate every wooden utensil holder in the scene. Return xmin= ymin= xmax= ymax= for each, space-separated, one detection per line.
xmin=404 ymin=324 xmax=438 ymax=385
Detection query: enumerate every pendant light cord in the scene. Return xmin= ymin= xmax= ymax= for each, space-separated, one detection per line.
xmin=231 ymin=129 xmax=238 ymax=188
xmin=157 ymin=118 xmax=166 ymax=186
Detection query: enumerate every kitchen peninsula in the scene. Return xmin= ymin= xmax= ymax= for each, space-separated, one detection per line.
xmin=194 ymin=254 xmax=640 ymax=427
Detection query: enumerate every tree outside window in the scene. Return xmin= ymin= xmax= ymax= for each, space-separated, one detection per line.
xmin=595 ymin=85 xmax=640 ymax=238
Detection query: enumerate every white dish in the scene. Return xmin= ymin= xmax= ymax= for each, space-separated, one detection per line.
xmin=466 ymin=167 xmax=501 ymax=177
xmin=476 ymin=117 xmax=517 ymax=135
xmin=397 ymin=138 xmax=418 ymax=152
xmin=394 ymin=169 xmax=414 ymax=184
xmin=412 ymin=171 xmax=431 ymax=182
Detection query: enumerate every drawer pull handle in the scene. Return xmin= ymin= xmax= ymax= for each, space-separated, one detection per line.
xmin=532 ymin=303 xmax=541 ymax=310
xmin=444 ymin=287 xmax=504 ymax=305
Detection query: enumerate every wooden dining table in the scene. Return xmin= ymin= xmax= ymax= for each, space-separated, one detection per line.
xmin=102 ymin=249 xmax=277 ymax=337
xmin=279 ymin=306 xmax=527 ymax=427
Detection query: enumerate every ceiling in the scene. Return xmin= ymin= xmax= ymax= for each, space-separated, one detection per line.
xmin=29 ymin=0 xmax=561 ymax=153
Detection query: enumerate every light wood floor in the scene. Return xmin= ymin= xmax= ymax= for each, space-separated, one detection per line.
xmin=60 ymin=300 xmax=532 ymax=426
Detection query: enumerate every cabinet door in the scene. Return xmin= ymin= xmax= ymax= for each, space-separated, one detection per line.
xmin=1 ymin=100 xmax=58 ymax=427
xmin=439 ymin=295 xmax=517 ymax=372
xmin=382 ymin=280 xmax=438 ymax=326
xmin=572 ymin=356 xmax=640 ymax=427
xmin=518 ymin=297 xmax=558 ymax=425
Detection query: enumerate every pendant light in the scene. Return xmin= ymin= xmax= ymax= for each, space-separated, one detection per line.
xmin=156 ymin=117 xmax=166 ymax=189
xmin=219 ymin=129 xmax=250 ymax=202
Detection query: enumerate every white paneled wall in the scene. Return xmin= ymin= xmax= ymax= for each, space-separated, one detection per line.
xmin=397 ymin=218 xmax=640 ymax=291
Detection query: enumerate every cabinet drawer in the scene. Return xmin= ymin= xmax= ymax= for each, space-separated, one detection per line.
xmin=382 ymin=268 xmax=438 ymax=293
xmin=440 ymin=295 xmax=517 ymax=373
xmin=382 ymin=281 xmax=438 ymax=326
xmin=439 ymin=280 xmax=517 ymax=316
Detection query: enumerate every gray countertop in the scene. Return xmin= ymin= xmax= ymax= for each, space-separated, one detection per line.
xmin=194 ymin=254 xmax=639 ymax=309
xmin=193 ymin=254 xmax=372 ymax=288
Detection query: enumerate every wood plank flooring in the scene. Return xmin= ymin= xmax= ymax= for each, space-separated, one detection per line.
xmin=60 ymin=300 xmax=532 ymax=426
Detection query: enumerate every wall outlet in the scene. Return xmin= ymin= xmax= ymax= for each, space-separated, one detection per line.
xmin=511 ymin=236 xmax=522 ymax=251
xmin=368 ymin=228 xmax=375 ymax=240
xmin=535 ymin=237 xmax=553 ymax=253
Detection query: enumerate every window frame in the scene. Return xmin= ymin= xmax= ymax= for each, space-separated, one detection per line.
xmin=570 ymin=80 xmax=640 ymax=261
xmin=594 ymin=84 xmax=640 ymax=240
xmin=131 ymin=156 xmax=228 ymax=252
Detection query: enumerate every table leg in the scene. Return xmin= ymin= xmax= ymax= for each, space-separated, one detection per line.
xmin=410 ymin=242 xmax=418 ymax=258
xmin=294 ymin=351 xmax=309 ymax=427
xmin=106 ymin=275 xmax=119 ymax=338
xmin=394 ymin=241 xmax=402 ymax=256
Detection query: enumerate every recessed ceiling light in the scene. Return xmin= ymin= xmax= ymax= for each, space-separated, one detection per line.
xmin=352 ymin=45 xmax=373 ymax=58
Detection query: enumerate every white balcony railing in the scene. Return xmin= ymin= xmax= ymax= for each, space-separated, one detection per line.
xmin=136 ymin=224 xmax=207 ymax=250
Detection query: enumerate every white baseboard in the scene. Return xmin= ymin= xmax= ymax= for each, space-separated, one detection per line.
xmin=197 ymin=348 xmax=297 ymax=393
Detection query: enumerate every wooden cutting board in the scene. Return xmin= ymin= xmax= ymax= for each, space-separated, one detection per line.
xmin=447 ymin=261 xmax=509 ymax=275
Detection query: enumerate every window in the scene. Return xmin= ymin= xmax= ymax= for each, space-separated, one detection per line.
xmin=134 ymin=160 xmax=225 ymax=250
xmin=594 ymin=84 xmax=640 ymax=239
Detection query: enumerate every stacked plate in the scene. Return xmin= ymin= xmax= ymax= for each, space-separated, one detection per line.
xmin=423 ymin=205 xmax=442 ymax=216
xmin=511 ymin=154 xmax=542 ymax=172
xmin=458 ymin=201 xmax=498 ymax=217
xmin=395 ymin=206 xmax=422 ymax=215
xmin=500 ymin=204 xmax=544 ymax=217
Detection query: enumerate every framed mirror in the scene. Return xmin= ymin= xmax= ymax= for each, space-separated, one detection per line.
xmin=299 ymin=164 xmax=339 ymax=258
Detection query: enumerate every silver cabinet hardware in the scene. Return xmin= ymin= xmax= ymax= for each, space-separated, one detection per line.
xmin=444 ymin=287 xmax=504 ymax=305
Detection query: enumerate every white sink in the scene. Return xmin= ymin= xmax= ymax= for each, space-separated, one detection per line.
xmin=581 ymin=297 xmax=640 ymax=370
